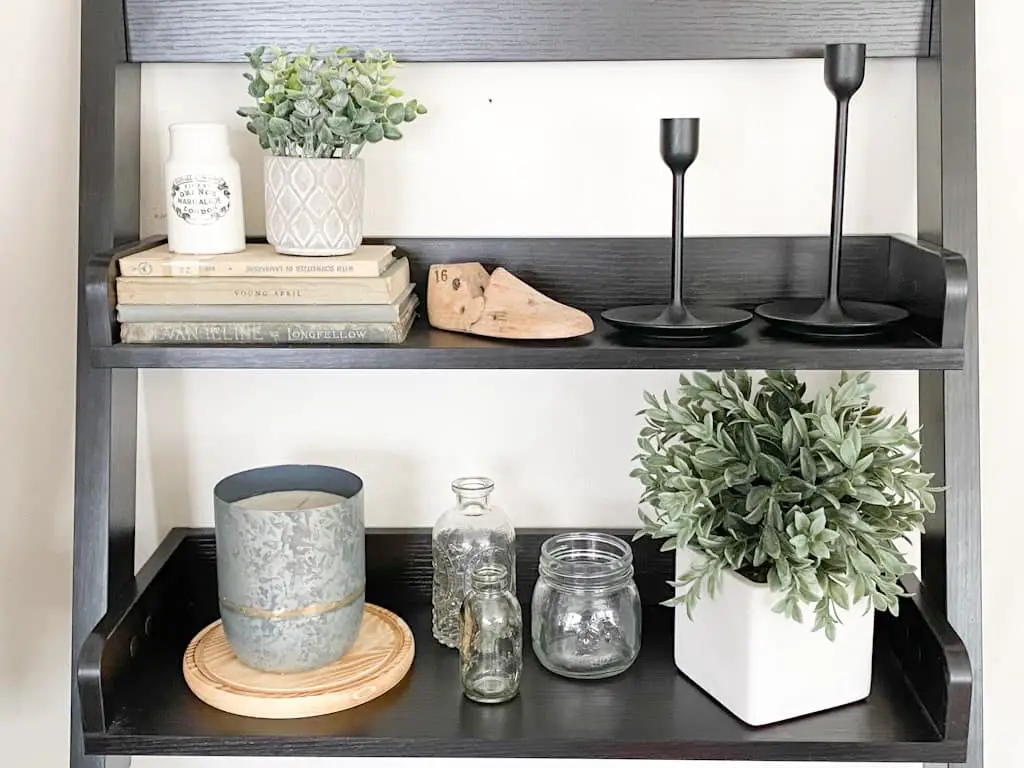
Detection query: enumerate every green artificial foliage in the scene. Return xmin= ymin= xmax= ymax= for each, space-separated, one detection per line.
xmin=632 ymin=370 xmax=940 ymax=640
xmin=237 ymin=45 xmax=428 ymax=159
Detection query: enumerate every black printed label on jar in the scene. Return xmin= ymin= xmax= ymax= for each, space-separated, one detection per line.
xmin=171 ymin=174 xmax=232 ymax=225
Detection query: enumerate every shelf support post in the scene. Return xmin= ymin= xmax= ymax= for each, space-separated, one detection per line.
xmin=72 ymin=0 xmax=141 ymax=764
xmin=918 ymin=1 xmax=983 ymax=767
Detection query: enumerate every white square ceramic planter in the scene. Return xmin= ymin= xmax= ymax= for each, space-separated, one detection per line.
xmin=673 ymin=546 xmax=874 ymax=726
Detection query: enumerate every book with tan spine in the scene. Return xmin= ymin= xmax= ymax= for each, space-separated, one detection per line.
xmin=115 ymin=257 xmax=410 ymax=305
xmin=117 ymin=243 xmax=396 ymax=278
xmin=115 ymin=285 xmax=417 ymax=323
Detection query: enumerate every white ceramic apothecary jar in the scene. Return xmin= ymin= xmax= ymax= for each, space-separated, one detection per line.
xmin=164 ymin=122 xmax=246 ymax=254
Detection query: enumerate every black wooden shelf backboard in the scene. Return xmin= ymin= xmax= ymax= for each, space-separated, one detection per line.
xmin=123 ymin=0 xmax=937 ymax=62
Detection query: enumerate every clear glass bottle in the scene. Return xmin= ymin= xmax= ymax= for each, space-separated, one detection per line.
xmin=460 ymin=564 xmax=522 ymax=704
xmin=432 ymin=477 xmax=516 ymax=648
xmin=531 ymin=531 xmax=641 ymax=679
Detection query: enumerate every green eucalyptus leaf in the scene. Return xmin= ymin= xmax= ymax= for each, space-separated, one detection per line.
xmin=386 ymin=102 xmax=406 ymax=123
xmin=692 ymin=372 xmax=716 ymax=390
xmin=745 ymin=486 xmax=770 ymax=513
xmin=327 ymin=92 xmax=350 ymax=112
xmin=782 ymin=420 xmax=799 ymax=458
xmin=820 ymin=413 xmax=842 ymax=442
xmin=762 ymin=527 xmax=782 ymax=558
xmin=294 ymin=98 xmax=320 ymax=119
xmin=756 ymin=454 xmax=784 ymax=482
xmin=793 ymin=508 xmax=810 ymax=533
xmin=809 ymin=508 xmax=826 ymax=536
xmin=851 ymin=485 xmax=888 ymax=506
xmin=326 ymin=115 xmax=352 ymax=134
xmin=840 ymin=432 xmax=859 ymax=468
xmin=789 ymin=409 xmax=809 ymax=442
xmin=799 ymin=447 xmax=817 ymax=484
xmin=809 ymin=541 xmax=831 ymax=560
xmin=364 ymin=122 xmax=385 ymax=142
xmin=268 ymin=116 xmax=291 ymax=136
xmin=354 ymin=107 xmax=375 ymax=126
xmin=830 ymin=580 xmax=852 ymax=610
xmin=248 ymin=78 xmax=269 ymax=98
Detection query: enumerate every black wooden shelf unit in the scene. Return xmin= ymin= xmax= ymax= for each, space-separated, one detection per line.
xmin=73 ymin=1 xmax=983 ymax=767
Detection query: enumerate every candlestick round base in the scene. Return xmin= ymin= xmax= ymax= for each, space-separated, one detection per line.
xmin=602 ymin=304 xmax=753 ymax=338
xmin=755 ymin=299 xmax=908 ymax=338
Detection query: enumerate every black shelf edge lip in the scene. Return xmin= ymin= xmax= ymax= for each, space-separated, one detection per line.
xmin=78 ymin=527 xmax=971 ymax=762
xmin=123 ymin=0 xmax=932 ymax=63
xmin=84 ymin=736 xmax=965 ymax=762
xmin=89 ymin=327 xmax=964 ymax=370
xmin=87 ymin=234 xmax=967 ymax=371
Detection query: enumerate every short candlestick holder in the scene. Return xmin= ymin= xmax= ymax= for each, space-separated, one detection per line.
xmin=756 ymin=43 xmax=907 ymax=338
xmin=602 ymin=118 xmax=752 ymax=339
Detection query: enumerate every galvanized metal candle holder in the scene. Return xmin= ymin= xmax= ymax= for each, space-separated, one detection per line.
xmin=213 ymin=464 xmax=366 ymax=673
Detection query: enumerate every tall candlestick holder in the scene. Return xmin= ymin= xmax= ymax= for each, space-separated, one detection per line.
xmin=755 ymin=43 xmax=908 ymax=337
xmin=602 ymin=118 xmax=753 ymax=339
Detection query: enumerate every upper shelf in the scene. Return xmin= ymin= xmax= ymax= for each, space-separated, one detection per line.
xmin=88 ymin=235 xmax=967 ymax=371
xmin=123 ymin=0 xmax=936 ymax=63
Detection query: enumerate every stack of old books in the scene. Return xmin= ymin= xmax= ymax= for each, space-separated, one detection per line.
xmin=115 ymin=242 xmax=417 ymax=345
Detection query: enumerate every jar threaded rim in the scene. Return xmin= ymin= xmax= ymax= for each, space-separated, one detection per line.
xmin=538 ymin=531 xmax=634 ymax=591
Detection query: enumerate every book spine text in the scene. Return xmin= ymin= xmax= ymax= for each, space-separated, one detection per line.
xmin=120 ymin=321 xmax=412 ymax=345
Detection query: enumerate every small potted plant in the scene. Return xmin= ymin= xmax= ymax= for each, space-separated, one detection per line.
xmin=238 ymin=45 xmax=427 ymax=256
xmin=632 ymin=370 xmax=938 ymax=726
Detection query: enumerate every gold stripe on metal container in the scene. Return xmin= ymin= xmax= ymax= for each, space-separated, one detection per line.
xmin=220 ymin=585 xmax=365 ymax=620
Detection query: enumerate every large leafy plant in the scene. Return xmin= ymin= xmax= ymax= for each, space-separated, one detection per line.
xmin=633 ymin=370 xmax=939 ymax=640
xmin=238 ymin=45 xmax=427 ymax=159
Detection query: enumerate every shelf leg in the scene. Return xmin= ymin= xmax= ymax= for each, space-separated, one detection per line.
xmin=73 ymin=0 xmax=140 ymax=761
xmin=918 ymin=1 xmax=983 ymax=766
xmin=70 ymin=366 xmax=138 ymax=768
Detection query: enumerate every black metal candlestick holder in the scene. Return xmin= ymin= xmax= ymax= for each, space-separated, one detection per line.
xmin=756 ymin=43 xmax=908 ymax=338
xmin=602 ymin=118 xmax=752 ymax=339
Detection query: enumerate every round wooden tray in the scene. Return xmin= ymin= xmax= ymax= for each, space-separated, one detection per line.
xmin=182 ymin=603 xmax=415 ymax=719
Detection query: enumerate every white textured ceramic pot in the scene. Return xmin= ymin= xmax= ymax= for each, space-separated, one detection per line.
xmin=673 ymin=546 xmax=874 ymax=726
xmin=264 ymin=156 xmax=365 ymax=256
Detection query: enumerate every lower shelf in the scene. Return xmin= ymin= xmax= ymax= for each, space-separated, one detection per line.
xmin=78 ymin=528 xmax=971 ymax=761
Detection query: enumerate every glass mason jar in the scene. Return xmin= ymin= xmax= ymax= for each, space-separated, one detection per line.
xmin=432 ymin=477 xmax=516 ymax=648
xmin=459 ymin=564 xmax=523 ymax=704
xmin=531 ymin=532 xmax=641 ymax=679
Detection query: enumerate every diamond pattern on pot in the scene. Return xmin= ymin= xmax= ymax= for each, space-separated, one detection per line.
xmin=264 ymin=156 xmax=365 ymax=256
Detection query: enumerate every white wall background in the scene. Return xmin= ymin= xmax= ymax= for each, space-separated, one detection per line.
xmin=133 ymin=59 xmax=919 ymax=768
xmin=1 ymin=1 xmax=1020 ymax=767
xmin=135 ymin=58 xmax=922 ymax=548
